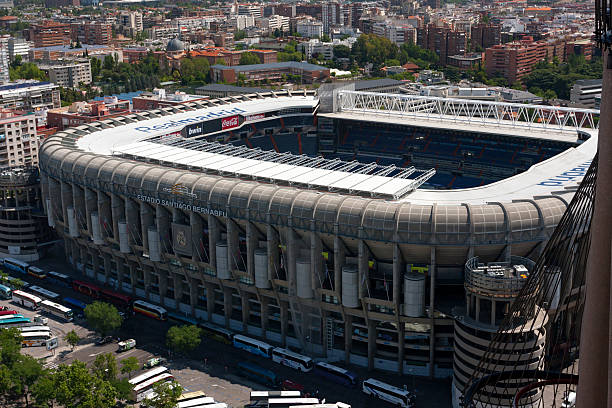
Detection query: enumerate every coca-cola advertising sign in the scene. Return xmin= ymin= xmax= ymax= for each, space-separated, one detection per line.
xmin=222 ymin=115 xmax=240 ymax=130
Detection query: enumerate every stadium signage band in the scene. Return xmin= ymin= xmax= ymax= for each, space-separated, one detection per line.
xmin=134 ymin=107 xmax=247 ymax=134
xmin=221 ymin=115 xmax=240 ymax=130
xmin=135 ymin=194 xmax=226 ymax=217
xmin=245 ymin=113 xmax=265 ymax=122
xmin=537 ymin=160 xmax=592 ymax=186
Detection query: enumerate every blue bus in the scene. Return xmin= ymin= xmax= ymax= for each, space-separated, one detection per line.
xmin=236 ymin=361 xmax=278 ymax=388
xmin=168 ymin=311 xmax=198 ymax=326
xmin=0 ymin=316 xmax=31 ymax=328
xmin=233 ymin=335 xmax=274 ymax=358
xmin=313 ymin=362 xmax=359 ymax=387
xmin=3 ymin=258 xmax=29 ymax=274
xmin=63 ymin=297 xmax=87 ymax=314
xmin=0 ymin=283 xmax=11 ymax=299
xmin=47 ymin=271 xmax=73 ymax=288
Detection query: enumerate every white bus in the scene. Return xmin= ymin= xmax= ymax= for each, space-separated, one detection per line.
xmin=3 ymin=258 xmax=29 ymax=274
xmin=129 ymin=366 xmax=169 ymax=388
xmin=132 ymin=373 xmax=174 ymax=402
xmin=40 ymin=300 xmax=73 ymax=322
xmin=362 ymin=378 xmax=415 ymax=408
xmin=21 ymin=331 xmax=52 ymax=347
xmin=12 ymin=290 xmax=42 ymax=309
xmin=232 ymin=334 xmax=274 ymax=358
xmin=176 ymin=396 xmax=215 ymax=408
xmin=0 ymin=313 xmax=24 ymax=320
xmin=28 ymin=286 xmax=60 ymax=301
xmin=267 ymin=398 xmax=320 ymax=408
xmin=19 ymin=325 xmax=51 ymax=334
xmin=271 ymin=347 xmax=314 ymax=372
xmin=250 ymin=391 xmax=301 ymax=402
xmin=133 ymin=300 xmax=168 ymax=320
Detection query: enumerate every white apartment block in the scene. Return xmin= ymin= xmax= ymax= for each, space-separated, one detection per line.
xmin=120 ymin=11 xmax=144 ymax=32
xmin=0 ymin=110 xmax=39 ymax=167
xmin=264 ymin=15 xmax=290 ymax=32
xmin=238 ymin=4 xmax=262 ymax=18
xmin=232 ymin=15 xmax=256 ymax=30
xmin=297 ymin=20 xmax=323 ymax=38
xmin=0 ymin=36 xmax=9 ymax=85
xmin=8 ymin=38 xmax=30 ymax=63
xmin=38 ymin=60 xmax=92 ymax=88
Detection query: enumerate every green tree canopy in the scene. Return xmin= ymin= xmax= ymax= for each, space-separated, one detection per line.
xmin=52 ymin=361 xmax=118 ymax=408
xmin=120 ymin=356 xmax=140 ymax=379
xmin=84 ymin=301 xmax=122 ymax=337
xmin=351 ymin=34 xmax=399 ymax=68
xmin=65 ymin=330 xmax=80 ymax=350
xmin=9 ymin=62 xmax=47 ymax=82
xmin=239 ymin=52 xmax=261 ymax=65
xmin=92 ymin=353 xmax=118 ymax=383
xmin=166 ymin=325 xmax=201 ymax=354
xmin=333 ymin=44 xmax=351 ymax=59
xmin=146 ymin=380 xmax=183 ymax=408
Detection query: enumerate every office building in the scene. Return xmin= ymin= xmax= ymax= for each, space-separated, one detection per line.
xmin=570 ymin=79 xmax=602 ymax=108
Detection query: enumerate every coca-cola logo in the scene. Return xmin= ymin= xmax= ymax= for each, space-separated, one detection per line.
xmin=222 ymin=115 xmax=239 ymax=130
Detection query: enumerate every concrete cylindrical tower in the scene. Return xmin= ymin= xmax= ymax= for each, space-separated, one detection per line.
xmin=216 ymin=242 xmax=230 ymax=280
xmin=118 ymin=221 xmax=130 ymax=253
xmin=46 ymin=198 xmax=54 ymax=227
xmin=254 ymin=249 xmax=270 ymax=289
xmin=296 ymin=258 xmax=313 ymax=299
xmin=403 ymin=271 xmax=426 ymax=317
xmin=147 ymin=227 xmax=161 ymax=262
xmin=341 ymin=265 xmax=359 ymax=308
xmin=90 ymin=212 xmax=103 ymax=245
xmin=67 ymin=206 xmax=79 ymax=238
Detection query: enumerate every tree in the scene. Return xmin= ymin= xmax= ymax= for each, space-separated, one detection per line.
xmin=321 ymin=33 xmax=331 ymax=42
xmin=64 ymin=330 xmax=80 ymax=351
xmin=234 ymin=30 xmax=246 ymax=40
xmin=53 ymin=361 xmax=117 ymax=408
xmin=120 ymin=356 xmax=140 ymax=379
xmin=92 ymin=353 xmax=118 ymax=382
xmin=31 ymin=372 xmax=56 ymax=408
xmin=239 ymin=52 xmax=261 ymax=66
xmin=84 ymin=301 xmax=122 ymax=337
xmin=351 ymin=34 xmax=399 ymax=68
xmin=146 ymin=380 xmax=183 ymax=408
xmin=11 ymin=355 xmax=44 ymax=407
xmin=166 ymin=325 xmax=201 ymax=354
xmin=333 ymin=44 xmax=351 ymax=60
xmin=9 ymin=62 xmax=47 ymax=82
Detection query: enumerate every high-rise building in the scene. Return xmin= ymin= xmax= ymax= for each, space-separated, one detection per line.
xmin=471 ymin=23 xmax=501 ymax=51
xmin=0 ymin=36 xmax=9 ymax=84
xmin=0 ymin=81 xmax=61 ymax=111
xmin=238 ymin=4 xmax=263 ymax=18
xmin=322 ymin=1 xmax=340 ymax=34
xmin=418 ymin=24 xmax=467 ymax=65
xmin=29 ymin=21 xmax=72 ymax=48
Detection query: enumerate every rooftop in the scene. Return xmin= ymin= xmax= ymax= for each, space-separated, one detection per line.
xmin=211 ymin=61 xmax=328 ymax=72
xmin=32 ymin=44 xmax=110 ymax=52
xmin=354 ymin=78 xmax=403 ymax=91
xmin=195 ymin=84 xmax=268 ymax=93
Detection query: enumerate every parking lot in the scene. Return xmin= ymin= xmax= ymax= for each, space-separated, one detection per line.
xmin=3 ymin=246 xmax=452 ymax=408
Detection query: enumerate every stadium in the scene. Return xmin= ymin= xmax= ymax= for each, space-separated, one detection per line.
xmin=38 ymin=88 xmax=598 ymax=380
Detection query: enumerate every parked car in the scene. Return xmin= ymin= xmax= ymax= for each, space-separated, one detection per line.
xmin=96 ymin=336 xmax=113 ymax=346
xmin=281 ymin=379 xmax=305 ymax=392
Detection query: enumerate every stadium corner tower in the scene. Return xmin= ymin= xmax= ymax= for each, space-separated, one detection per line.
xmin=39 ymin=89 xmax=597 ymax=379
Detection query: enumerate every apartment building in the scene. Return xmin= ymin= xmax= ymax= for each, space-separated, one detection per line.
xmin=211 ymin=61 xmax=330 ymax=84
xmin=70 ymin=22 xmax=112 ymax=45
xmin=37 ymin=59 xmax=92 ymax=88
xmin=485 ymin=38 xmax=547 ymax=84
xmin=471 ymin=23 xmax=501 ymax=51
xmin=417 ymin=24 xmax=467 ymax=65
xmin=238 ymin=4 xmax=263 ymax=18
xmin=8 ymin=38 xmax=30 ymax=63
xmin=120 ymin=11 xmax=144 ymax=32
xmin=0 ymin=81 xmax=61 ymax=111
xmin=0 ymin=36 xmax=8 ymax=84
xmin=570 ymin=79 xmax=602 ymax=108
xmin=297 ymin=19 xmax=323 ymax=38
xmin=0 ymin=109 xmax=39 ymax=167
xmin=28 ymin=21 xmax=71 ymax=48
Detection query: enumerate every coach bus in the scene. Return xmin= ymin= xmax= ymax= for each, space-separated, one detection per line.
xmin=28 ymin=286 xmax=60 ymax=301
xmin=236 ymin=361 xmax=278 ymax=387
xmin=250 ymin=391 xmax=301 ymax=402
xmin=19 ymin=325 xmax=51 ymax=334
xmin=0 ymin=316 xmax=31 ymax=328
xmin=3 ymin=258 xmax=29 ymax=274
xmin=198 ymin=321 xmax=233 ymax=345
xmin=47 ymin=271 xmax=73 ymax=288
xmin=168 ymin=311 xmax=198 ymax=326
xmin=40 ymin=300 xmax=73 ymax=322
xmin=0 ymin=313 xmax=24 ymax=320
xmin=27 ymin=266 xmax=46 ymax=279
xmin=133 ymin=300 xmax=167 ymax=321
xmin=63 ymin=297 xmax=87 ymax=313
xmin=21 ymin=331 xmax=52 ymax=347
xmin=0 ymin=309 xmax=18 ymax=316
xmin=0 ymin=283 xmax=11 ymax=299
xmin=267 ymin=398 xmax=320 ymax=408
xmin=99 ymin=289 xmax=132 ymax=310
xmin=271 ymin=347 xmax=314 ymax=372
xmin=131 ymin=372 xmax=174 ymax=402
xmin=72 ymin=280 xmax=101 ymax=298
xmin=313 ymin=362 xmax=358 ymax=387
xmin=233 ymin=334 xmax=273 ymax=358
xmin=12 ymin=290 xmax=42 ymax=309
xmin=128 ymin=366 xmax=169 ymax=390
xmin=176 ymin=396 xmax=215 ymax=408
xmin=362 ymin=378 xmax=415 ymax=408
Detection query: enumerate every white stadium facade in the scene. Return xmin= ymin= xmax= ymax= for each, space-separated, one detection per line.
xmin=39 ymin=89 xmax=598 ymax=381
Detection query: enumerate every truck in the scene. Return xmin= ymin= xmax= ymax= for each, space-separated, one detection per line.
xmin=33 ymin=315 xmax=48 ymax=325
xmin=117 ymin=338 xmax=136 ymax=352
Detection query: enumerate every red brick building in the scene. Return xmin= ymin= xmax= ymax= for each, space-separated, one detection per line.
xmin=485 ymin=37 xmax=547 ymax=84
xmin=47 ymin=99 xmax=131 ymax=131
xmin=417 ymin=24 xmax=467 ymax=65
xmin=71 ymin=22 xmax=112 ymax=45
xmin=211 ymin=61 xmax=329 ymax=84
xmin=29 ymin=21 xmax=71 ymax=48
